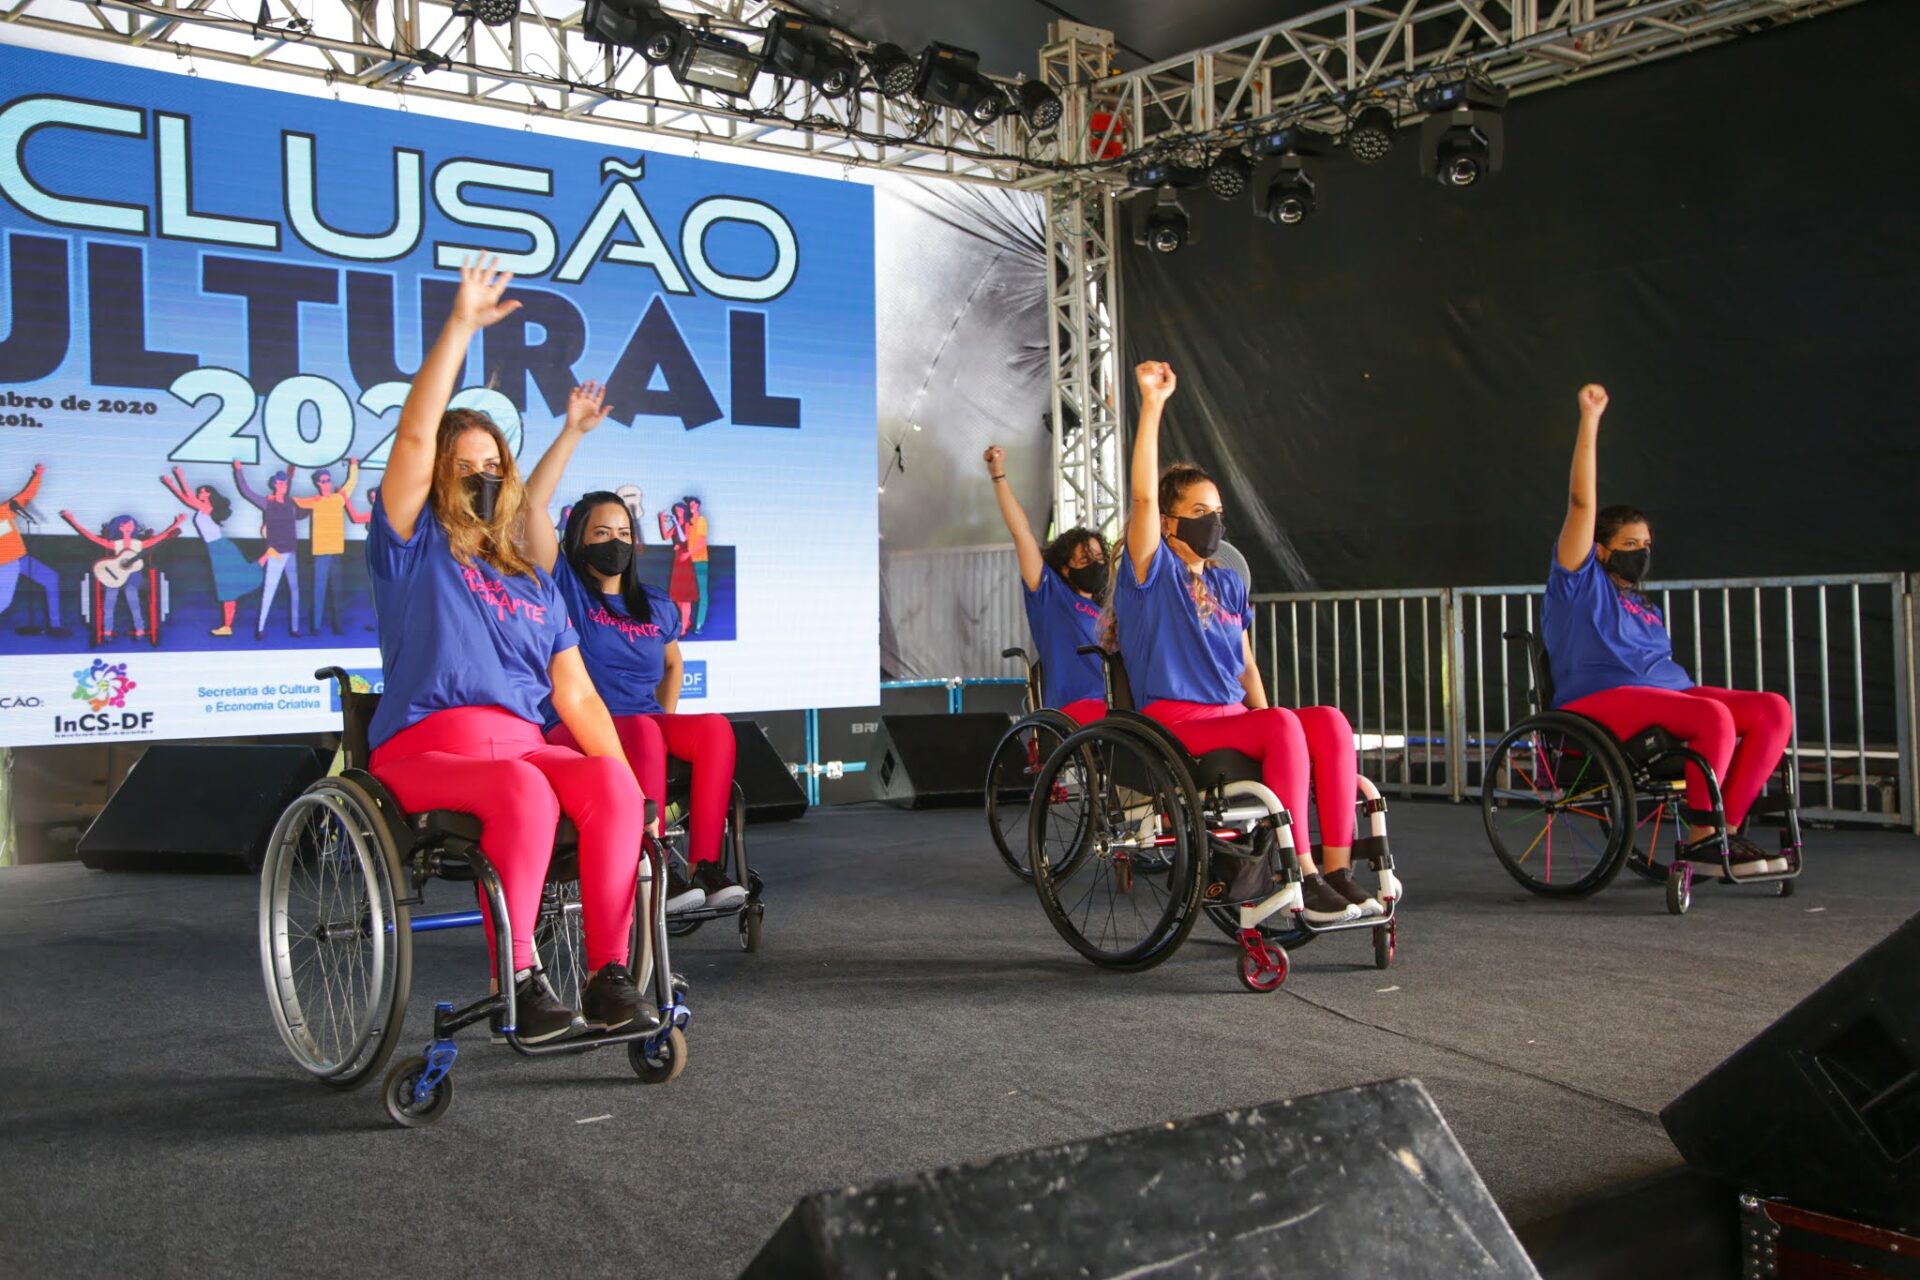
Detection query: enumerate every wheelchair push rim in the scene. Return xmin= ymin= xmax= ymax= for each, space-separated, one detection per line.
xmin=1029 ymin=721 xmax=1205 ymax=972
xmin=258 ymin=777 xmax=413 ymax=1088
xmin=1481 ymin=714 xmax=1634 ymax=898
xmin=986 ymin=710 xmax=1088 ymax=883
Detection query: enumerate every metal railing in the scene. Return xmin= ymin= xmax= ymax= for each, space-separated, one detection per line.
xmin=1252 ymin=573 xmax=1917 ymax=831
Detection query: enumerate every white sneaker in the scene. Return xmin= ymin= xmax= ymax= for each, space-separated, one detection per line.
xmin=693 ymin=865 xmax=748 ymax=910
xmin=1325 ymin=867 xmax=1386 ymax=917
xmin=666 ymin=867 xmax=705 ymax=914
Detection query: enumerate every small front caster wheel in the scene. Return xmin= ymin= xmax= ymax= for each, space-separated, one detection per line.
xmin=1373 ymin=921 xmax=1396 ymax=970
xmin=1666 ymin=866 xmax=1692 ymax=916
xmin=382 ymin=1056 xmax=454 ymax=1128
xmin=1237 ymin=948 xmax=1288 ymax=993
xmin=739 ymin=904 xmax=764 ymax=953
xmin=1777 ymin=878 xmax=1797 ymax=898
xmin=630 ymin=1027 xmax=689 ymax=1084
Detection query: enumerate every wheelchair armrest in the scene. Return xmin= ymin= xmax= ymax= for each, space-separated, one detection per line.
xmin=315 ymin=665 xmax=352 ymax=688
xmin=1501 ymin=630 xmax=1530 ymax=643
xmin=1002 ymin=647 xmax=1028 ymax=661
xmin=1076 ymin=645 xmax=1104 ymax=658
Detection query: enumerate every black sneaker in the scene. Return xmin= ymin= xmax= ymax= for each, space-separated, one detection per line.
xmin=1725 ymin=834 xmax=1784 ymax=877
xmin=692 ymin=862 xmax=748 ymax=910
xmin=1299 ymin=873 xmax=1361 ymax=925
xmin=581 ymin=963 xmax=656 ymax=1033
xmin=507 ymin=970 xmax=577 ymax=1044
xmin=1324 ymin=866 xmax=1385 ymax=917
xmin=666 ymin=864 xmax=705 ymax=914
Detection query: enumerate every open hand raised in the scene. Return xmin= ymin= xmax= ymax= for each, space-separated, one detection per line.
xmin=451 ymin=253 xmax=522 ymax=331
xmin=566 ymin=381 xmax=613 ymax=434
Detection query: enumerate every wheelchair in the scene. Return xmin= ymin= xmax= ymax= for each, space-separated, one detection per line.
xmin=659 ymin=754 xmax=766 ymax=952
xmin=1480 ymin=631 xmax=1804 ymax=915
xmin=983 ymin=648 xmax=1086 ymax=883
xmin=1024 ymin=647 xmax=1404 ymax=991
xmin=257 ymin=668 xmax=693 ymax=1129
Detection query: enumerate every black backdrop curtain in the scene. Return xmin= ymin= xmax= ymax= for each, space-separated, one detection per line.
xmin=1121 ymin=0 xmax=1920 ymax=592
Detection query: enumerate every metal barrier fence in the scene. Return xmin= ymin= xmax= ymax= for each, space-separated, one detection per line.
xmin=1252 ymin=573 xmax=1917 ymax=831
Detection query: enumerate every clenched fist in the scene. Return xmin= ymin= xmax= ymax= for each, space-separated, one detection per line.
xmin=1136 ymin=360 xmax=1177 ymax=404
xmin=1578 ymin=384 xmax=1609 ymax=418
xmin=982 ymin=445 xmax=1006 ymax=475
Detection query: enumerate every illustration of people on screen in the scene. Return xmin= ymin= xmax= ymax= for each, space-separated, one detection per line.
xmin=58 ymin=508 xmax=184 ymax=643
xmin=233 ymin=461 xmax=311 ymax=640
xmin=616 ymin=484 xmax=645 ymax=538
xmin=685 ymin=495 xmax=710 ymax=634
xmin=661 ymin=501 xmax=698 ymax=636
xmin=0 ymin=463 xmax=67 ymax=636
xmin=160 ymin=467 xmax=264 ymax=637
xmin=293 ymin=458 xmax=367 ymax=635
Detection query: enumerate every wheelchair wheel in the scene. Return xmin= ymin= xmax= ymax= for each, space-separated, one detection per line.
xmin=1618 ymin=789 xmax=1687 ymax=884
xmin=630 ymin=1027 xmax=689 ymax=1084
xmin=532 ymin=880 xmax=587 ymax=1008
xmin=1029 ymin=721 xmax=1205 ymax=972
xmin=986 ymin=711 xmax=1081 ymax=882
xmin=1481 ymin=713 xmax=1635 ymax=897
xmin=382 ymin=1055 xmax=454 ymax=1128
xmin=259 ymin=776 xmax=412 ymax=1090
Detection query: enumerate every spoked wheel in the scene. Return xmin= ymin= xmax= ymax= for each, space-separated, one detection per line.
xmin=1482 ymin=713 xmax=1635 ymax=897
xmin=630 ymin=1027 xmax=689 ymax=1084
xmin=1029 ymin=722 xmax=1205 ymax=972
xmin=1667 ymin=864 xmax=1693 ymax=915
xmin=1617 ymin=788 xmax=1686 ymax=885
xmin=259 ymin=776 xmax=412 ymax=1090
xmin=1237 ymin=941 xmax=1289 ymax=993
xmin=382 ymin=1055 xmax=454 ymax=1128
xmin=987 ymin=711 xmax=1084 ymax=882
xmin=532 ymin=879 xmax=587 ymax=1008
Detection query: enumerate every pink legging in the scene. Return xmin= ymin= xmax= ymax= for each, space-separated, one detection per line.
xmin=1141 ymin=700 xmax=1357 ymax=848
xmin=370 ymin=706 xmax=644 ymax=973
xmin=1058 ymin=697 xmax=1107 ymax=726
xmin=1559 ymin=685 xmax=1792 ymax=828
xmin=549 ymin=712 xmax=737 ymax=866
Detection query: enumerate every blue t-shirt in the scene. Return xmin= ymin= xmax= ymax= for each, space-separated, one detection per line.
xmin=1113 ymin=542 xmax=1249 ymax=707
xmin=1541 ymin=545 xmax=1692 ymax=707
xmin=364 ymin=498 xmax=578 ymax=750
xmin=1023 ymin=569 xmax=1105 ymax=707
xmin=549 ymin=565 xmax=681 ymax=721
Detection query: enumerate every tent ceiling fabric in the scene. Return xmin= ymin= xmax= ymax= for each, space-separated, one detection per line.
xmin=797 ymin=0 xmax=1325 ymax=76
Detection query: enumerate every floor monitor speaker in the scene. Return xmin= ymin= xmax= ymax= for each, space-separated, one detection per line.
xmin=76 ymin=744 xmax=331 ymax=872
xmin=743 ymin=1078 xmax=1539 ymax=1279
xmin=866 ymin=712 xmax=1011 ymax=809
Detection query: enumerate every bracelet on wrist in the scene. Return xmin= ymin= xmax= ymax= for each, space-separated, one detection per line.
xmin=990 ymin=473 xmax=1006 ymax=482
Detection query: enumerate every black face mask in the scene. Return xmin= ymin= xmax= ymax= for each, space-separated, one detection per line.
xmin=464 ymin=472 xmax=503 ymax=523
xmin=1065 ymin=562 xmax=1107 ymax=595
xmin=1606 ymin=546 xmax=1651 ymax=585
xmin=582 ymin=538 xmax=633 ymax=578
xmin=1171 ymin=511 xmax=1225 ymax=560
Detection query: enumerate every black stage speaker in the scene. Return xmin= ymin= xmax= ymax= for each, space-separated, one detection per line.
xmin=1662 ymin=912 xmax=1920 ymax=1231
xmin=866 ymin=712 xmax=1011 ymax=810
xmin=730 ymin=719 xmax=810 ymax=823
xmin=742 ymin=1078 xmax=1538 ymax=1279
xmin=77 ymin=744 xmax=331 ymax=872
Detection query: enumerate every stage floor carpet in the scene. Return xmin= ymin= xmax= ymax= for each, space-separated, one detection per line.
xmin=2 ymin=800 xmax=1913 ymax=1277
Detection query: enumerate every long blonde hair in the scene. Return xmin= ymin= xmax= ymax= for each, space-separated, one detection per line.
xmin=430 ymin=409 xmax=534 ymax=577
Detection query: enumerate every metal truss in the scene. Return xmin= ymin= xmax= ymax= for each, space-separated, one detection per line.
xmin=0 ymin=0 xmax=1042 ymax=183
xmin=1031 ymin=0 xmax=1870 ymax=177
xmin=1042 ymin=24 xmax=1125 ymax=539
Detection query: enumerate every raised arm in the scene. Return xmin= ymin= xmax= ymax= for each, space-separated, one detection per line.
xmin=9 ymin=463 xmax=44 ymax=508
xmin=142 ymin=514 xmax=187 ymax=547
xmin=1127 ymin=361 xmax=1178 ymax=583
xmin=158 ymin=470 xmax=202 ymax=511
xmin=59 ymin=511 xmax=113 ymax=549
xmin=339 ymin=457 xmax=361 ymax=499
xmin=231 ymin=462 xmax=265 ymax=510
xmin=521 ymin=381 xmax=613 ymax=573
xmin=384 ymin=255 xmax=522 ymax=543
xmin=983 ymin=446 xmax=1045 ymax=590
xmin=1556 ymin=383 xmax=1608 ymax=572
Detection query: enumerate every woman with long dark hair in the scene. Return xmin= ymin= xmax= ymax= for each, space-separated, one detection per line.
xmin=1544 ymin=383 xmax=1793 ymax=873
xmin=160 ymin=468 xmax=261 ymax=636
xmin=1112 ymin=361 xmax=1374 ymax=925
xmin=362 ymin=257 xmax=648 ymax=1043
xmin=982 ymin=444 xmax=1108 ymax=724
xmin=523 ymin=387 xmax=745 ymax=914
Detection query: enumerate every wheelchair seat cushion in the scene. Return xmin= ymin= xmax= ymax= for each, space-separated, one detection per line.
xmin=1189 ymin=748 xmax=1265 ymax=789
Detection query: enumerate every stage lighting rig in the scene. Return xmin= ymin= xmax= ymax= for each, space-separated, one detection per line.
xmin=1015 ymin=81 xmax=1063 ymax=132
xmin=1125 ymin=158 xmax=1204 ymax=190
xmin=1344 ymin=104 xmax=1396 ymax=164
xmin=915 ymin=43 xmax=1005 ymax=125
xmin=763 ymin=17 xmax=856 ymax=97
xmin=455 ymin=0 xmax=517 ymax=28
xmin=1248 ymin=127 xmax=1326 ymax=225
xmin=863 ymin=42 xmax=918 ymax=99
xmin=1204 ymin=148 xmax=1251 ymax=200
xmin=674 ymin=27 xmax=764 ymax=97
xmin=1416 ymin=79 xmax=1508 ymax=187
xmin=581 ymin=0 xmax=685 ymax=66
xmin=1133 ymin=189 xmax=1192 ymax=255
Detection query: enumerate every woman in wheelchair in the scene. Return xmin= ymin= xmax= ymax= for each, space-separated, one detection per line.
xmin=982 ymin=443 xmax=1108 ymax=724
xmin=522 ymin=389 xmax=745 ymax=917
xmin=1116 ymin=361 xmax=1375 ymax=926
xmin=364 ymin=256 xmax=648 ymax=1045
xmin=1547 ymin=383 xmax=1793 ymax=875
